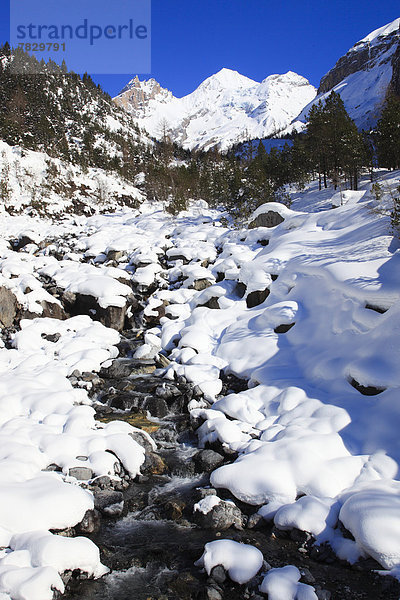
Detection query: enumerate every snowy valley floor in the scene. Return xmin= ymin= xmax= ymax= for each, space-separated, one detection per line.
xmin=0 ymin=169 xmax=400 ymax=599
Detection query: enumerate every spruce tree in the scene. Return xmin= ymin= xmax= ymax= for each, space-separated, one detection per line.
xmin=376 ymin=95 xmax=400 ymax=170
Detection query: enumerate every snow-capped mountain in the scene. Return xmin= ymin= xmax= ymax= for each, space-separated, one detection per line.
xmin=114 ymin=68 xmax=317 ymax=151
xmin=292 ymin=17 xmax=400 ymax=131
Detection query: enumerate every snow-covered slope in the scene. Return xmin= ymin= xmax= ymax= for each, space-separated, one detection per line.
xmin=0 ymin=140 xmax=144 ymax=218
xmin=293 ymin=17 xmax=400 ymax=131
xmin=114 ymin=68 xmax=317 ymax=151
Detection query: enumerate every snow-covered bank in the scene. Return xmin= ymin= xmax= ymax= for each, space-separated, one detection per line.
xmin=1 ymin=166 xmax=400 ymax=598
xmin=0 ymin=314 xmax=152 ymax=599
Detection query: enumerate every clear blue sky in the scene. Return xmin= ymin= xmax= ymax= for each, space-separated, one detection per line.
xmin=1 ymin=0 xmax=399 ymax=97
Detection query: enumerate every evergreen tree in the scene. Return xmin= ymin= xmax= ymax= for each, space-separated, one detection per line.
xmin=306 ymin=92 xmax=364 ymax=190
xmin=376 ymin=95 xmax=400 ymax=170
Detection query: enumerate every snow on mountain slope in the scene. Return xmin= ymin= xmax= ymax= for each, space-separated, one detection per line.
xmin=114 ymin=68 xmax=316 ymax=151
xmin=293 ymin=18 xmax=400 ymax=131
xmin=0 ymin=140 xmax=144 ymax=218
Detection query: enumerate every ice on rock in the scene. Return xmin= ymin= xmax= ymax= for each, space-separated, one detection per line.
xmin=195 ymin=539 xmax=263 ymax=584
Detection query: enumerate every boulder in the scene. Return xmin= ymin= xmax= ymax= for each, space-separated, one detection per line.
xmin=68 ymin=466 xmax=93 ymax=480
xmin=246 ymin=287 xmax=270 ymax=308
xmin=106 ymin=249 xmax=126 ymax=262
xmin=94 ymin=490 xmax=124 ymax=516
xmin=274 ymin=322 xmax=295 ymax=333
xmin=143 ymin=395 xmax=169 ymax=418
xmin=194 ymin=449 xmax=225 ymax=473
xmin=0 ymin=287 xmax=18 ymax=328
xmin=194 ymin=498 xmax=243 ymax=530
xmin=249 ymin=210 xmax=285 ymax=229
xmin=22 ymin=299 xmax=67 ymax=321
xmin=192 ymin=278 xmax=213 ymax=291
xmin=10 ymin=235 xmax=35 ymax=251
xmin=76 ymin=509 xmax=101 ymax=534
xmin=62 ymin=291 xmax=136 ymax=331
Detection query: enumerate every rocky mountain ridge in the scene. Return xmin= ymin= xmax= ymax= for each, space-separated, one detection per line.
xmin=114 ymin=68 xmax=317 ymax=151
xmin=293 ymin=17 xmax=400 ymax=131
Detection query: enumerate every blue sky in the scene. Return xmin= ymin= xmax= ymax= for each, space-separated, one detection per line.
xmin=1 ymin=0 xmax=399 ymax=97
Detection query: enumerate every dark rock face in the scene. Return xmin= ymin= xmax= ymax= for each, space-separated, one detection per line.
xmin=76 ymin=509 xmax=101 ymax=534
xmin=249 ymin=210 xmax=284 ymax=229
xmin=0 ymin=287 xmax=18 ymax=328
xmin=62 ymin=291 xmax=136 ymax=331
xmin=318 ymin=29 xmax=400 ymax=95
xmin=349 ymin=377 xmax=386 ymax=396
xmin=10 ymin=235 xmax=35 ymax=251
xmin=94 ymin=490 xmax=124 ymax=515
xmin=274 ymin=322 xmax=295 ymax=334
xmin=194 ymin=450 xmax=225 ymax=473
xmin=22 ymin=300 xmax=67 ymax=321
xmin=246 ymin=287 xmax=270 ymax=308
xmin=390 ymin=42 xmax=400 ymax=96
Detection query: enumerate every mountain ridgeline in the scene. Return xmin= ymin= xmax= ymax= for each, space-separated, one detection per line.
xmin=114 ymin=69 xmax=317 ymax=151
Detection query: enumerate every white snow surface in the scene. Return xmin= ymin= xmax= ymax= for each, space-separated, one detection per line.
xmin=358 ymin=17 xmax=400 ymax=45
xmin=114 ymin=68 xmax=316 ymax=151
xmin=260 ymin=565 xmax=318 ymax=600
xmin=195 ymin=539 xmax=263 ymax=584
xmin=0 ymin=312 xmax=150 ymax=598
xmin=2 ymin=145 xmax=400 ymax=595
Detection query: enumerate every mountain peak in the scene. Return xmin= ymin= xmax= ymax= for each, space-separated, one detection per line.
xmin=260 ymin=71 xmax=312 ymax=86
xmin=358 ymin=17 xmax=400 ymax=46
xmin=197 ymin=68 xmax=258 ymax=91
xmin=114 ymin=76 xmax=173 ymax=114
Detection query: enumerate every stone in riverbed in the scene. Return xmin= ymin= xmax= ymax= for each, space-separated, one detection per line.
xmin=194 ymin=449 xmax=224 ymax=473
xmin=246 ymin=287 xmax=270 ymax=308
xmin=101 ymin=357 xmax=156 ymax=379
xmin=68 ymin=466 xmax=93 ymax=480
xmin=210 ymin=565 xmax=226 ymax=585
xmin=249 ymin=209 xmax=285 ymax=229
xmin=206 ymin=585 xmax=223 ymax=600
xmin=143 ymin=395 xmax=169 ymax=418
xmin=194 ymin=498 xmax=243 ymax=530
xmin=142 ymin=452 xmax=167 ymax=475
xmin=62 ymin=291 xmax=136 ymax=331
xmin=0 ymin=287 xmax=18 ymax=328
xmin=76 ymin=509 xmax=101 ymax=533
xmin=192 ymin=278 xmax=213 ymax=291
xmin=94 ymin=490 xmax=124 ymax=516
